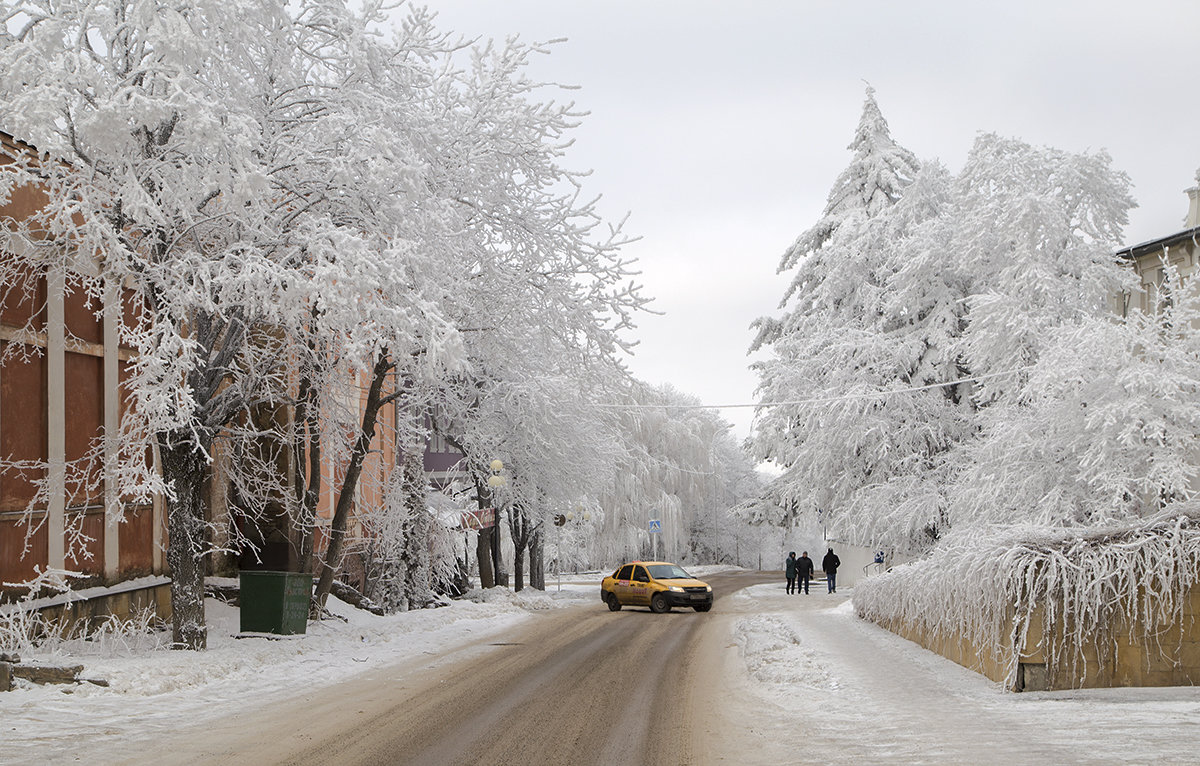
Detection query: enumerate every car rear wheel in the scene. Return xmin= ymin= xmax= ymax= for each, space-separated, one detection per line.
xmin=606 ymin=593 xmax=622 ymax=611
xmin=650 ymin=592 xmax=670 ymax=613
xmin=693 ymin=603 xmax=712 ymax=612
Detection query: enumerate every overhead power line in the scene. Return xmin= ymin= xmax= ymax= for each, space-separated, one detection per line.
xmin=589 ymin=367 xmax=1030 ymax=411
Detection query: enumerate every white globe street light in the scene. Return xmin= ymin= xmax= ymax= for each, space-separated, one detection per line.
xmin=486 ymin=459 xmax=506 ymax=588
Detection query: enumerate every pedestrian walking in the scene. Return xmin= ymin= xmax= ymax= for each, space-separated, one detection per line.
xmin=823 ymin=547 xmax=841 ymax=593
xmin=785 ymin=551 xmax=797 ymax=594
xmin=797 ymin=551 xmax=814 ymax=594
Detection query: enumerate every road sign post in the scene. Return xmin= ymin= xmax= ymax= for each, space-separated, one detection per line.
xmin=554 ymin=513 xmax=566 ymax=592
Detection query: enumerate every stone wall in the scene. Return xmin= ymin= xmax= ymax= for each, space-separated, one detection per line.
xmin=872 ymin=611 xmax=1014 ymax=687
xmin=866 ymin=585 xmax=1200 ymax=691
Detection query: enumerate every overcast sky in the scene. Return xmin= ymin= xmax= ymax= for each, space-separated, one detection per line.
xmin=420 ymin=1 xmax=1200 ymax=441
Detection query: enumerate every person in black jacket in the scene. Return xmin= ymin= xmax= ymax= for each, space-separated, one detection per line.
xmin=785 ymin=551 xmax=797 ymax=594
xmin=796 ymin=551 xmax=814 ymax=594
xmin=822 ymin=547 xmax=841 ymax=593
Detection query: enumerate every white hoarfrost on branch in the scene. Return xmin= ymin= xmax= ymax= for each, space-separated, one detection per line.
xmin=751 ymin=86 xmax=1140 ymax=556
xmin=0 ymin=0 xmax=653 ymax=644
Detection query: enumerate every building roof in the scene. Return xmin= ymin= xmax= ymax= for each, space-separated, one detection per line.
xmin=1116 ymin=226 xmax=1200 ymax=261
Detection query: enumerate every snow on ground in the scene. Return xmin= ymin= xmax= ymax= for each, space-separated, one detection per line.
xmin=0 ymin=579 xmax=600 ymax=765
xmin=5 ymin=568 xmax=1199 ymax=765
xmin=719 ymin=582 xmax=1200 ymax=765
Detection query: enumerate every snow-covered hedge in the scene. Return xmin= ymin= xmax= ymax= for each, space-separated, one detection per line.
xmin=854 ymin=513 xmax=1200 ymax=686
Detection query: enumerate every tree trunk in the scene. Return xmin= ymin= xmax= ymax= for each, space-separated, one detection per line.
xmin=509 ymin=505 xmax=530 ymax=593
xmin=439 ymin=435 xmax=501 ymax=591
xmin=529 ymin=526 xmax=545 ymax=590
xmin=293 ymin=372 xmax=322 ymax=576
xmin=476 ymin=527 xmax=495 ymax=588
xmin=158 ymin=437 xmax=211 ymax=650
xmin=492 ymin=520 xmax=505 ymax=587
xmin=400 ymin=442 xmax=431 ymax=610
xmin=470 ymin=472 xmax=503 ymax=588
xmin=513 ymin=545 xmax=525 ymax=592
xmin=313 ymin=350 xmax=392 ymax=611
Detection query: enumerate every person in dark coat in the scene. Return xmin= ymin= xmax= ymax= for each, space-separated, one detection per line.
xmin=796 ymin=551 xmax=814 ymax=594
xmin=785 ymin=551 xmax=797 ymax=594
xmin=823 ymin=547 xmax=841 ymax=593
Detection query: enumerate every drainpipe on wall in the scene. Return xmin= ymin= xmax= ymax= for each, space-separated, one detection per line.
xmin=103 ymin=279 xmax=120 ymax=580
xmin=47 ymin=267 xmax=65 ymax=570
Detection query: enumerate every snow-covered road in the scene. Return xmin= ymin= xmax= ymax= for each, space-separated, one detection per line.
xmin=4 ymin=571 xmax=1200 ymax=765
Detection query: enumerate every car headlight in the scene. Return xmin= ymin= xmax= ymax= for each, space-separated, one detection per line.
xmin=705 ymin=585 xmax=712 ymax=592
xmin=668 ymin=585 xmax=683 ymax=592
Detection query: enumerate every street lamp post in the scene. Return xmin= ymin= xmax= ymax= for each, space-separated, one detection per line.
xmin=488 ymin=459 xmax=506 ymax=588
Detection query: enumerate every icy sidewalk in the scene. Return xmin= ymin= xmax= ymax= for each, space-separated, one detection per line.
xmin=0 ymin=583 xmax=599 ymax=766
xmin=718 ymin=583 xmax=1200 ymax=765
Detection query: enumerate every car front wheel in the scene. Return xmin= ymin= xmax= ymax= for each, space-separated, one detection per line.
xmin=650 ymin=592 xmax=670 ymax=613
xmin=606 ymin=592 xmax=622 ymax=611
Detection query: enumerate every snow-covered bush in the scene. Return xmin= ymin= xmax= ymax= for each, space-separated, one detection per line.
xmin=0 ymin=601 xmax=165 ymax=659
xmin=0 ymin=607 xmax=69 ymax=658
xmin=854 ymin=513 xmax=1200 ymax=686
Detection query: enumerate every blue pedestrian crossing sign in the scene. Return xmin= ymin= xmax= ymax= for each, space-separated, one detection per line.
xmin=648 ymin=519 xmax=661 ymax=533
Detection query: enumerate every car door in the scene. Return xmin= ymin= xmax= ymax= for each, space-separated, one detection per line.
xmin=613 ymin=564 xmax=635 ymax=604
xmin=629 ymin=565 xmax=652 ymax=606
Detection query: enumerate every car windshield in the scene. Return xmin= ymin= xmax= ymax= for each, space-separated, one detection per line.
xmin=647 ymin=564 xmax=691 ymax=580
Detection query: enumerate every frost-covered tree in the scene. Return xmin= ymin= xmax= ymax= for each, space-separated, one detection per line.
xmin=894 ymin=135 xmax=1134 ymax=534
xmin=750 ymin=88 xmax=963 ymax=553
xmin=589 ymin=382 xmax=759 ymax=567
xmin=941 ymin=135 xmax=1134 ymax=397
xmin=950 ymin=267 xmax=1200 ymax=528
xmin=357 ymin=429 xmax=437 ymax=612
xmin=444 ymin=366 xmax=625 ymax=591
xmin=418 ymin=37 xmax=646 ymax=589
xmin=0 ymin=0 xmax=465 ymax=647
xmin=685 ymin=422 xmax=765 ymax=566
xmin=751 ymin=92 xmax=1137 ymax=555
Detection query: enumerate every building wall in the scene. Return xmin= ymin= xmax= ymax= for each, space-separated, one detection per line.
xmin=0 ymin=132 xmax=163 ymax=600
xmin=1126 ymin=240 xmax=1197 ymax=315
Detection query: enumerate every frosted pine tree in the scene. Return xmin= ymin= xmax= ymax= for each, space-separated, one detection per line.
xmin=783 ymin=89 xmax=918 ymax=262
xmin=750 ymin=87 xmax=967 ymax=553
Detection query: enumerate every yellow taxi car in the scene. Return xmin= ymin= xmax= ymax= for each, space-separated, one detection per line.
xmin=600 ymin=561 xmax=713 ymax=613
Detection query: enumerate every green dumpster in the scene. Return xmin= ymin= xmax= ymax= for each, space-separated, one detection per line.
xmin=239 ymin=571 xmax=311 ymax=635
